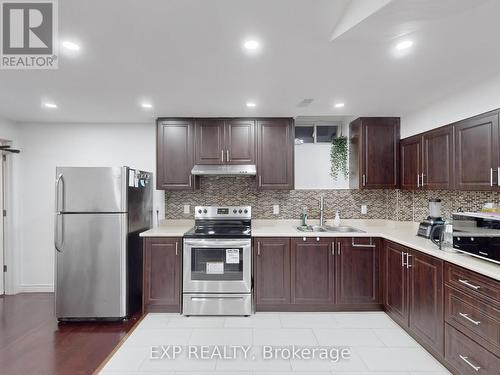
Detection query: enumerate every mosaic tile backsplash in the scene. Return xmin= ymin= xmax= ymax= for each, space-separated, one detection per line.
xmin=165 ymin=177 xmax=500 ymax=221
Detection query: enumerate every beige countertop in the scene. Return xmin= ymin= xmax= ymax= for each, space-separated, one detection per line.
xmin=141 ymin=218 xmax=500 ymax=282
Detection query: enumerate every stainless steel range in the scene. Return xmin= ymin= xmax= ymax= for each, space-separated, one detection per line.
xmin=183 ymin=206 xmax=252 ymax=316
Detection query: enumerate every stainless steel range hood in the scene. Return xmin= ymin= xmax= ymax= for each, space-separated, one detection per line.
xmin=191 ymin=164 xmax=257 ymax=176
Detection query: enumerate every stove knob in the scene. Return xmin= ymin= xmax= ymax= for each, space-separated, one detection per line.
xmin=233 ymin=209 xmax=237 ymax=214
xmin=238 ymin=209 xmax=242 ymax=214
xmin=203 ymin=209 xmax=207 ymax=214
xmin=198 ymin=209 xmax=202 ymax=214
xmin=244 ymin=209 xmax=248 ymax=214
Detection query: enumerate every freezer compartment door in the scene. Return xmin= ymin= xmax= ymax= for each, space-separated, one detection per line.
xmin=55 ymin=213 xmax=127 ymax=319
xmin=55 ymin=167 xmax=127 ymax=213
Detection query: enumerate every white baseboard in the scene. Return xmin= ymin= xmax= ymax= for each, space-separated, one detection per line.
xmin=18 ymin=284 xmax=54 ymax=293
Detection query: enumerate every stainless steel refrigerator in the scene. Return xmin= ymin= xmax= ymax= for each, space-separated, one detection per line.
xmin=54 ymin=167 xmax=152 ymax=320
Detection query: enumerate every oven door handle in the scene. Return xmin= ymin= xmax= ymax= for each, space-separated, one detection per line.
xmin=183 ymin=239 xmax=251 ymax=248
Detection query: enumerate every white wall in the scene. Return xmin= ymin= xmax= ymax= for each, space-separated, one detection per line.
xmin=16 ymin=122 xmax=162 ymax=292
xmin=402 ymin=73 xmax=500 ymax=138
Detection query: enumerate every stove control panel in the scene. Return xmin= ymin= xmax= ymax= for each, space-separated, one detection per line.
xmin=195 ymin=206 xmax=251 ymax=220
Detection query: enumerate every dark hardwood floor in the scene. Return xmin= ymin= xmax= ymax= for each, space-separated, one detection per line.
xmin=0 ymin=293 xmax=140 ymax=375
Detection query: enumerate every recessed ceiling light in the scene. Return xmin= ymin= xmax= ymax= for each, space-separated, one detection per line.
xmin=141 ymin=103 xmax=153 ymax=109
xmin=243 ymin=40 xmax=259 ymax=50
xmin=246 ymin=102 xmax=256 ymax=108
xmin=43 ymin=102 xmax=57 ymax=109
xmin=395 ymin=40 xmax=413 ymax=51
xmin=62 ymin=41 xmax=80 ymax=51
xmin=334 ymin=102 xmax=345 ymax=108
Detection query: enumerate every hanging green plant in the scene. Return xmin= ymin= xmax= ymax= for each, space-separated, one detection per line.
xmin=330 ymin=136 xmax=348 ymax=180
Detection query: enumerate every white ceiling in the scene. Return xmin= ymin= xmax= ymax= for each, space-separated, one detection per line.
xmin=0 ymin=0 xmax=499 ymax=123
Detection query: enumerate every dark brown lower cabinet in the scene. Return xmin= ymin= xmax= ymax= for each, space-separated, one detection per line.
xmin=254 ymin=238 xmax=291 ymax=309
xmin=143 ymin=237 xmax=182 ymax=313
xmin=384 ymin=241 xmax=444 ymax=356
xmin=291 ymin=237 xmax=335 ymax=307
xmin=335 ymin=237 xmax=380 ymax=306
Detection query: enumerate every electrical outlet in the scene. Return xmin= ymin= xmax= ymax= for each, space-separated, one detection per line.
xmin=273 ymin=204 xmax=280 ymax=215
xmin=184 ymin=205 xmax=190 ymax=214
xmin=361 ymin=205 xmax=368 ymax=215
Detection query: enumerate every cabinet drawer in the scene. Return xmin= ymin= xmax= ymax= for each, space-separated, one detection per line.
xmin=445 ymin=324 xmax=500 ymax=375
xmin=445 ymin=286 xmax=500 ymax=356
xmin=445 ymin=263 xmax=500 ymax=305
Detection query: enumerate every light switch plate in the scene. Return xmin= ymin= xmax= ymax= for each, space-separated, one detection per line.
xmin=361 ymin=205 xmax=368 ymax=215
xmin=184 ymin=205 xmax=190 ymax=214
xmin=273 ymin=204 xmax=280 ymax=215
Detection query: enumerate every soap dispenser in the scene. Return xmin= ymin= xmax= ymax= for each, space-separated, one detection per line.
xmin=333 ymin=211 xmax=341 ymax=227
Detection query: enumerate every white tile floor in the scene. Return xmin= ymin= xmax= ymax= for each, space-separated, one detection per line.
xmin=99 ymin=312 xmax=451 ymax=375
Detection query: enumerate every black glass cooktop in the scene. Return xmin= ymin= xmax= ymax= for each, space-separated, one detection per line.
xmin=184 ymin=220 xmax=251 ymax=238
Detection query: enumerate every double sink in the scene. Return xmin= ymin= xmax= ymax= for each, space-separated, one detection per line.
xmin=297 ymin=224 xmax=365 ymax=233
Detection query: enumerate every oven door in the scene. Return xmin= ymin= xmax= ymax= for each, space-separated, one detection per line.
xmin=183 ymin=238 xmax=251 ymax=293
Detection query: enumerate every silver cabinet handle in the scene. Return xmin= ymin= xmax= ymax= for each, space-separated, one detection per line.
xmin=175 ymin=242 xmax=178 ymax=255
xmin=417 ymin=174 xmax=420 ymax=188
xmin=406 ymin=253 xmax=412 ymax=268
xmin=362 ymin=174 xmax=366 ymax=186
xmin=421 ymin=173 xmax=425 ymax=187
xmin=458 ymin=279 xmax=481 ymax=290
xmin=303 ymin=237 xmax=306 ymax=242
xmin=221 ymin=150 xmax=224 ymax=162
xmin=257 ymin=241 xmax=261 ymax=256
xmin=337 ymin=242 xmax=341 ymax=255
xmin=316 ymin=237 xmax=320 ymax=242
xmin=459 ymin=312 xmax=481 ymax=326
xmin=259 ymin=175 xmax=262 ymax=187
xmin=459 ymin=355 xmax=481 ymax=372
xmin=55 ymin=173 xmax=63 ymax=212
xmin=401 ymin=252 xmax=406 ymax=267
xmin=351 ymin=237 xmax=376 ymax=247
xmin=490 ymin=168 xmax=493 ymax=186
xmin=331 ymin=242 xmax=335 ymax=255
xmin=226 ymin=150 xmax=229 ymax=162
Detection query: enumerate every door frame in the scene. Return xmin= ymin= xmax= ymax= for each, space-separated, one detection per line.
xmin=0 ymin=151 xmax=4 ymax=295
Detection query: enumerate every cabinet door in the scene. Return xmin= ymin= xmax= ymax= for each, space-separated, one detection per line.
xmin=408 ymin=250 xmax=444 ymax=355
xmin=257 ymin=119 xmax=294 ymax=190
xmin=400 ymin=135 xmax=422 ymax=190
xmin=225 ymin=120 xmax=255 ymax=164
xmin=195 ymin=119 xmax=225 ymax=164
xmin=361 ymin=118 xmax=400 ymax=189
xmin=336 ymin=238 xmax=380 ymax=305
xmin=143 ymin=238 xmax=181 ymax=313
xmin=156 ymin=119 xmax=194 ymax=190
xmin=291 ymin=238 xmax=335 ymax=306
xmin=384 ymin=241 xmax=409 ymax=327
xmin=254 ymin=238 xmax=290 ymax=307
xmin=422 ymin=125 xmax=454 ymax=189
xmin=454 ymin=112 xmax=499 ymax=190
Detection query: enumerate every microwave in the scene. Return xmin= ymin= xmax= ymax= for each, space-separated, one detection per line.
xmin=452 ymin=213 xmax=500 ymax=264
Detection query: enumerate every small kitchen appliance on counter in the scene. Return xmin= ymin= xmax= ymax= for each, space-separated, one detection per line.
xmin=183 ymin=206 xmax=252 ymax=316
xmin=417 ymin=198 xmax=445 ymax=238
xmin=452 ymin=212 xmax=500 ymax=264
xmin=54 ymin=167 xmax=152 ymax=321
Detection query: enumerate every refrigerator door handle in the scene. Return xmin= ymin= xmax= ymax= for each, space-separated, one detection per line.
xmin=54 ymin=213 xmax=63 ymax=252
xmin=55 ymin=173 xmax=64 ymax=212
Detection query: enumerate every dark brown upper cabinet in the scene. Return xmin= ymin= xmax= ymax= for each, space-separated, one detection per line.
xmin=349 ymin=117 xmax=400 ymax=189
xmin=156 ymin=118 xmax=195 ymax=190
xmin=400 ymin=135 xmax=422 ymax=190
xmin=400 ymin=126 xmax=454 ymax=190
xmin=195 ymin=119 xmax=225 ymax=164
xmin=195 ymin=119 xmax=255 ymax=165
xmin=257 ymin=118 xmax=294 ymax=190
xmin=454 ymin=111 xmax=500 ymax=191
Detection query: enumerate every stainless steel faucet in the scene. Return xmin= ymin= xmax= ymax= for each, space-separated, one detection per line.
xmin=319 ymin=196 xmax=325 ymax=227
